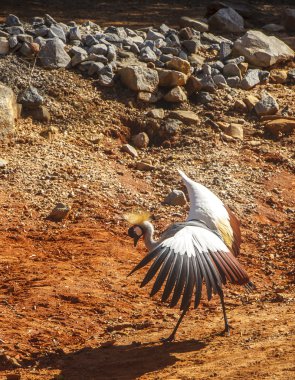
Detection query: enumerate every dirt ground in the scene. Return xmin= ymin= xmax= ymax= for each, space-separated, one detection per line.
xmin=0 ymin=1 xmax=295 ymax=379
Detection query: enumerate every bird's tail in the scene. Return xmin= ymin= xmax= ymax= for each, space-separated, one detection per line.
xmin=244 ymin=281 xmax=256 ymax=293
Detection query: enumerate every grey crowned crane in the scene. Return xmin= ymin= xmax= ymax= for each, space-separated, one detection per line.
xmin=126 ymin=170 xmax=252 ymax=342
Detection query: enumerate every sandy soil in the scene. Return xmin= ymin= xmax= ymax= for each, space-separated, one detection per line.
xmin=0 ymin=1 xmax=294 ymax=379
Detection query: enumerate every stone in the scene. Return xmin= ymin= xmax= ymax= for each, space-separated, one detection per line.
xmin=180 ymin=17 xmax=209 ymax=32
xmin=88 ymin=62 xmax=104 ymax=76
xmin=270 ymin=70 xmax=288 ymax=84
xmin=157 ymin=68 xmax=187 ymax=87
xmin=238 ymin=62 xmax=248 ymax=76
xmin=0 ymin=37 xmax=9 ymax=55
xmin=159 ymin=119 xmax=182 ymax=138
xmin=168 ymin=110 xmax=200 ymax=125
xmin=122 ymin=144 xmax=138 ymax=157
xmin=98 ymin=66 xmax=115 ymax=87
xmin=264 ymin=118 xmax=295 ymax=137
xmin=254 ymin=92 xmax=279 ymax=116
xmin=200 ymin=75 xmax=216 ymax=92
xmin=202 ymin=32 xmax=232 ymax=45
xmin=0 ymin=159 xmax=8 ymax=168
xmin=140 ymin=46 xmax=157 ymax=63
xmin=119 ymin=66 xmax=159 ymax=92
xmin=137 ymin=91 xmax=162 ymax=103
xmin=89 ymin=43 xmax=108 ymax=56
xmin=196 ymin=91 xmax=213 ymax=104
xmin=5 ymin=26 xmax=24 ymax=35
xmin=262 ymin=23 xmax=284 ymax=33
xmin=6 ymin=14 xmax=22 ymax=27
xmin=212 ymin=74 xmax=227 ymax=88
xmin=17 ymin=34 xmax=33 ymax=43
xmin=163 ymin=189 xmax=187 ymax=206
xmin=48 ymin=24 xmax=67 ymax=43
xmin=219 ymin=41 xmax=232 ymax=60
xmin=19 ymin=42 xmax=34 ymax=57
xmin=181 ymin=39 xmax=200 ymax=54
xmin=288 ymin=69 xmax=295 ymax=82
xmin=26 ymin=106 xmax=51 ymax=122
xmin=69 ymin=27 xmax=82 ymax=41
xmin=147 ymin=109 xmax=165 ymax=119
xmin=163 ymin=86 xmax=187 ymax=103
xmin=233 ymin=30 xmax=295 ymax=68
xmin=132 ymin=132 xmax=149 ymax=148
xmin=44 ymin=14 xmax=57 ymax=26
xmin=40 ymin=126 xmax=59 ymax=139
xmin=226 ymin=76 xmax=240 ymax=88
xmin=146 ymin=29 xmax=165 ymax=41
xmin=240 ymin=69 xmax=261 ymax=90
xmin=47 ymin=203 xmax=70 ymax=222
xmin=226 ymin=123 xmax=243 ymax=140
xmin=225 ymin=56 xmax=245 ymax=65
xmin=223 ymin=63 xmax=241 ymax=78
xmin=39 ymin=38 xmax=71 ymax=68
xmin=17 ymin=86 xmax=43 ymax=109
xmin=233 ymin=99 xmax=247 ymax=113
xmin=166 ymin=57 xmax=191 ymax=75
xmin=284 ymin=8 xmax=295 ymax=32
xmin=243 ymin=95 xmax=259 ymax=111
xmin=208 ymin=7 xmax=244 ymax=33
xmin=136 ymin=161 xmax=154 ymax=171
xmin=0 ymin=84 xmax=17 ymax=138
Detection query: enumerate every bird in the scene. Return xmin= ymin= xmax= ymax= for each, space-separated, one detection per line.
xmin=125 ymin=169 xmax=252 ymax=342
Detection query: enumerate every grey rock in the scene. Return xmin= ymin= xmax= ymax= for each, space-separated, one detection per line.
xmin=119 ymin=66 xmax=159 ymax=92
xmin=71 ymin=49 xmax=88 ymax=67
xmin=196 ymin=91 xmax=213 ymax=104
xmin=5 ymin=26 xmax=24 ymax=35
xmin=202 ymin=32 xmax=232 ymax=45
xmin=182 ymin=38 xmax=200 ymax=54
xmin=8 ymin=36 xmax=18 ymax=49
xmin=17 ymin=34 xmax=33 ymax=43
xmin=219 ymin=41 xmax=232 ymax=60
xmin=202 ymin=64 xmax=212 ymax=75
xmin=147 ymin=29 xmax=165 ymax=41
xmin=210 ymin=60 xmax=224 ymax=71
xmin=240 ymin=69 xmax=261 ymax=90
xmin=208 ymin=7 xmax=244 ymax=33
xmin=44 ymin=14 xmax=57 ymax=27
xmin=85 ymin=34 xmax=99 ymax=47
xmin=6 ymin=14 xmax=22 ymax=27
xmin=17 ymin=86 xmax=43 ymax=109
xmin=233 ymin=30 xmax=294 ymax=68
xmin=69 ymin=27 xmax=81 ymax=41
xmin=88 ymin=53 xmax=108 ymax=64
xmin=48 ymin=24 xmax=67 ymax=43
xmin=254 ymin=92 xmax=279 ymax=116
xmin=288 ymin=68 xmax=295 ymax=81
xmin=39 ymin=38 xmax=71 ymax=69
xmin=161 ymin=46 xmax=180 ymax=55
xmin=164 ymin=189 xmax=187 ymax=206
xmin=259 ymin=70 xmax=270 ymax=83
xmin=213 ymin=74 xmax=227 ymax=88
xmin=87 ymin=61 xmax=104 ymax=76
xmin=89 ymin=43 xmax=108 ymax=56
xmin=0 ymin=83 xmax=17 ymax=138
xmin=140 ymin=46 xmax=157 ymax=62
xmin=223 ymin=63 xmax=241 ymax=78
xmin=97 ymin=65 xmax=115 ymax=86
xmin=225 ymin=56 xmax=245 ymax=65
xmin=159 ymin=118 xmax=182 ymax=138
xmin=226 ymin=76 xmax=240 ymax=88
xmin=262 ymin=23 xmax=285 ymax=33
xmin=107 ymin=45 xmax=117 ymax=61
xmin=34 ymin=25 xmax=49 ymax=37
xmin=200 ymin=74 xmax=216 ymax=92
xmin=0 ymin=30 xmax=9 ymax=38
xmin=19 ymin=42 xmax=34 ymax=57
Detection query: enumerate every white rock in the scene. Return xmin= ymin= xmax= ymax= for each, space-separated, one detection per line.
xmin=119 ymin=66 xmax=159 ymax=92
xmin=233 ymin=30 xmax=295 ymax=68
xmin=0 ymin=84 xmax=17 ymax=138
xmin=254 ymin=92 xmax=279 ymax=116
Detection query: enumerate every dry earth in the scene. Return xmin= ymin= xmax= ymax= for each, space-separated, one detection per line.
xmin=0 ymin=1 xmax=295 ymax=379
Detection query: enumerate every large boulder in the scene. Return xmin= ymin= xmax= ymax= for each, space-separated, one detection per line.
xmin=0 ymin=84 xmax=17 ymax=138
xmin=119 ymin=66 xmax=159 ymax=92
xmin=233 ymin=30 xmax=295 ymax=68
xmin=38 ymin=38 xmax=71 ymax=68
xmin=208 ymin=7 xmax=244 ymax=33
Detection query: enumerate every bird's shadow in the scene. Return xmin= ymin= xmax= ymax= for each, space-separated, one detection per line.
xmin=32 ymin=338 xmax=206 ymax=380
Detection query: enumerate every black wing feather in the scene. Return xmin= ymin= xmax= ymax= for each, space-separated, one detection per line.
xmin=150 ymin=250 xmax=176 ymax=297
xmin=192 ymin=256 xmax=203 ymax=308
xmin=128 ymin=246 xmax=164 ymax=277
xmin=170 ymin=254 xmax=188 ymax=307
xmin=180 ymin=257 xmax=196 ymax=310
xmin=161 ymin=253 xmax=182 ymax=302
xmin=140 ymin=248 xmax=169 ymax=287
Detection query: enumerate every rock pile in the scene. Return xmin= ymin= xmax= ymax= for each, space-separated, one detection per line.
xmin=0 ymin=7 xmax=294 ymax=105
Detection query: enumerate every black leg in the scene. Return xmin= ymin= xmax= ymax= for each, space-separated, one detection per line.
xmin=161 ymin=307 xmax=188 ymax=343
xmin=218 ymin=288 xmax=231 ymax=335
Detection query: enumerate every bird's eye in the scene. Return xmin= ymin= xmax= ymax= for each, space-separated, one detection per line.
xmin=134 ymin=226 xmax=143 ymax=236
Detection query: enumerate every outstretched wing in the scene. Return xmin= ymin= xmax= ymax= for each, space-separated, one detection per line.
xmin=178 ymin=169 xmax=241 ymax=257
xmin=129 ymin=225 xmax=249 ymax=310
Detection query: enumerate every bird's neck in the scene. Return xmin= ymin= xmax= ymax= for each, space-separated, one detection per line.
xmin=142 ymin=221 xmax=158 ymax=251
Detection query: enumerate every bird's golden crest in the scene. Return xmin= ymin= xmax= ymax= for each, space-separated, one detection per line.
xmin=124 ymin=211 xmax=151 ymax=225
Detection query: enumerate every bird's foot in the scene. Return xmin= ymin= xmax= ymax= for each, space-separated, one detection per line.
xmin=222 ymin=324 xmax=234 ymax=336
xmin=161 ymin=334 xmax=175 ymax=343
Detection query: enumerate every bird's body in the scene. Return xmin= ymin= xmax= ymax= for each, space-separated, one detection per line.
xmin=126 ymin=170 xmax=252 ymax=341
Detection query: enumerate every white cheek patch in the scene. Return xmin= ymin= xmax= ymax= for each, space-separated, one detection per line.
xmin=134 ymin=226 xmax=142 ymax=236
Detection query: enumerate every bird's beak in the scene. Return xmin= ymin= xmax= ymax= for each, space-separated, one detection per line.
xmin=133 ymin=235 xmax=140 ymax=247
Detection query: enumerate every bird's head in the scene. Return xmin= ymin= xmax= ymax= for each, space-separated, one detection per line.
xmin=124 ymin=211 xmax=151 ymax=247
